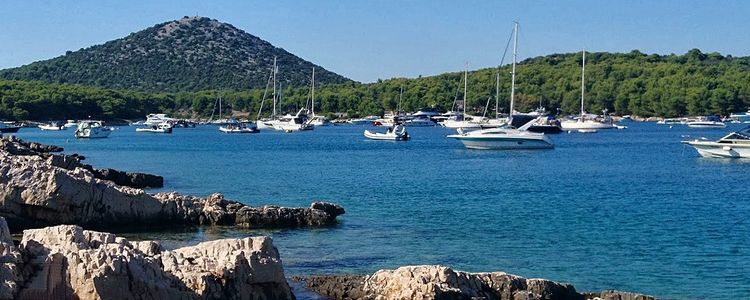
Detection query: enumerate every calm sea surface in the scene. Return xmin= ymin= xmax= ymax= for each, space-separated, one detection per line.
xmin=13 ymin=122 xmax=750 ymax=299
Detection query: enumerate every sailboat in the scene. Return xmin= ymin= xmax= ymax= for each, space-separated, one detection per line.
xmin=273 ymin=67 xmax=315 ymax=132
xmin=209 ymin=93 xmax=240 ymax=125
xmin=257 ymin=57 xmax=283 ymax=129
xmin=307 ymin=68 xmax=330 ymax=127
xmin=448 ymin=22 xmax=554 ymax=150
xmin=560 ymin=50 xmax=616 ymax=130
xmin=438 ymin=65 xmax=484 ymax=129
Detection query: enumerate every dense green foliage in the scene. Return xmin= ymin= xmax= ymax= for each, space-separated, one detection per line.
xmin=2 ymin=49 xmax=750 ymax=121
xmin=0 ymin=16 xmax=349 ymax=92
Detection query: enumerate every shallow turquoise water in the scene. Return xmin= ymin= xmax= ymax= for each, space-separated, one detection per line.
xmin=13 ymin=123 xmax=750 ymax=299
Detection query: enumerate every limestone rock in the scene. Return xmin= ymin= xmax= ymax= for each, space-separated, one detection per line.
xmin=0 ymin=217 xmax=22 ymax=300
xmin=0 ymin=137 xmax=344 ymax=231
xmin=15 ymin=224 xmax=294 ymax=299
xmin=297 ymin=265 xmax=654 ymax=300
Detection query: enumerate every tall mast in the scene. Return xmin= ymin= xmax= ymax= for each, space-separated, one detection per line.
xmin=272 ymin=56 xmax=277 ymax=119
xmin=311 ymin=67 xmax=316 ymax=116
xmin=218 ymin=92 xmax=222 ymax=121
xmin=398 ymin=85 xmax=403 ymax=113
xmin=463 ymin=63 xmax=468 ymax=118
xmin=510 ymin=22 xmax=518 ymax=119
xmin=495 ymin=72 xmax=500 ymax=119
xmin=580 ymin=49 xmax=586 ymax=117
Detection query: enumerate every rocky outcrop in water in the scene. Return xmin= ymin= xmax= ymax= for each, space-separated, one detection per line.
xmin=295 ymin=265 xmax=655 ymax=300
xmin=0 ymin=136 xmax=344 ymax=231
xmin=0 ymin=217 xmax=294 ymax=300
xmin=1 ymin=135 xmax=162 ymax=188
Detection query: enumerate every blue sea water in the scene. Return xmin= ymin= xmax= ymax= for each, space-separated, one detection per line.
xmin=12 ymin=122 xmax=750 ymax=299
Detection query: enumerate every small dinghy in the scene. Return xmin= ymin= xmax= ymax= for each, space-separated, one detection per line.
xmin=364 ymin=124 xmax=409 ymax=141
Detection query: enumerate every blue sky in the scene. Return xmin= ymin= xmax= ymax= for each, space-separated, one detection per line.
xmin=1 ymin=1 xmax=748 ymax=83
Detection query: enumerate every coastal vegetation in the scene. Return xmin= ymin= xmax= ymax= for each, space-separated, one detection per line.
xmin=2 ymin=49 xmax=750 ymax=121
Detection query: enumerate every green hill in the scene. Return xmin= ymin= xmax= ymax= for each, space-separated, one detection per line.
xmin=0 ymin=16 xmax=350 ymax=92
xmin=2 ymin=49 xmax=750 ymax=121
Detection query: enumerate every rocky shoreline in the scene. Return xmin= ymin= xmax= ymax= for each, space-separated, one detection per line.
xmin=0 ymin=136 xmax=345 ymax=231
xmin=293 ymin=266 xmax=655 ymax=300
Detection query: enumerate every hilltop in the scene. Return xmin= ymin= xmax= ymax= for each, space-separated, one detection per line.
xmin=0 ymin=16 xmax=350 ymax=92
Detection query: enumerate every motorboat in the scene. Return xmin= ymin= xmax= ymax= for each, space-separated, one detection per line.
xmin=560 ymin=50 xmax=618 ymax=131
xmin=403 ymin=116 xmax=436 ymax=127
xmin=682 ymin=126 xmax=750 ymax=158
xmin=38 ymin=122 xmax=65 ymax=131
xmin=729 ymin=109 xmax=750 ymax=122
xmin=272 ymin=108 xmax=314 ymax=132
xmin=0 ymin=122 xmax=21 ymax=133
xmin=219 ymin=122 xmax=259 ymax=133
xmin=309 ymin=115 xmax=331 ymax=127
xmin=657 ymin=118 xmax=683 ymax=125
xmin=364 ymin=124 xmax=410 ymax=141
xmin=447 ymin=24 xmax=554 ymax=151
xmin=448 ymin=117 xmax=554 ymax=150
xmin=686 ymin=116 xmax=726 ymax=128
xmin=348 ymin=115 xmax=380 ymax=125
xmin=74 ymin=121 xmax=112 ymax=138
xmin=144 ymin=114 xmax=177 ymax=126
xmin=136 ymin=122 xmax=173 ymax=133
xmin=63 ymin=120 xmax=78 ymax=128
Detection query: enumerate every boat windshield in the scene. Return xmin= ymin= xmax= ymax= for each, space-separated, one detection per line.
xmin=725 ymin=126 xmax=750 ymax=140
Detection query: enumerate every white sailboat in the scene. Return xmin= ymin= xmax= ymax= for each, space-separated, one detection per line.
xmin=439 ymin=65 xmax=483 ymax=129
xmin=561 ymin=50 xmax=616 ymax=130
xmin=307 ymin=68 xmax=330 ymax=127
xmin=448 ymin=22 xmax=554 ymax=150
xmin=272 ymin=67 xmax=316 ymax=132
xmin=257 ymin=56 xmax=282 ymax=129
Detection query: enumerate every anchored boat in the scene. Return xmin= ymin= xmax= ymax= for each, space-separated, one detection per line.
xmin=136 ymin=122 xmax=173 ymax=133
xmin=364 ymin=124 xmax=410 ymax=141
xmin=74 ymin=121 xmax=112 ymax=139
xmin=682 ymin=126 xmax=750 ymax=158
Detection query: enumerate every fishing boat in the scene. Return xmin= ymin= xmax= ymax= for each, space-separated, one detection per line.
xmin=682 ymin=126 xmax=750 ymax=158
xmin=136 ymin=122 xmax=173 ymax=133
xmin=560 ymin=50 xmax=617 ymax=130
xmin=219 ymin=122 xmax=259 ymax=133
xmin=74 ymin=121 xmax=112 ymax=138
xmin=448 ymin=22 xmax=554 ymax=150
xmin=38 ymin=122 xmax=65 ymax=131
xmin=364 ymin=124 xmax=410 ymax=141
xmin=686 ymin=115 xmax=726 ymax=128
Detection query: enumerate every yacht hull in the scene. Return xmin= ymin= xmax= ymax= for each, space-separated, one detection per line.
xmin=686 ymin=122 xmax=726 ymax=128
xmin=448 ymin=131 xmax=554 ymax=150
xmin=560 ymin=120 xmax=616 ymax=130
xmin=683 ymin=141 xmax=750 ymax=158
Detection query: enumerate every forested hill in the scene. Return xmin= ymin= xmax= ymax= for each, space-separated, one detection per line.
xmin=0 ymin=16 xmax=350 ymax=92
xmin=2 ymin=49 xmax=750 ymax=121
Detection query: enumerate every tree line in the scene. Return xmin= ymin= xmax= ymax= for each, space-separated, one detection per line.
xmin=2 ymin=49 xmax=749 ymax=121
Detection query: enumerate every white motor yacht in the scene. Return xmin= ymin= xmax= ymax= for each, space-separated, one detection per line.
xmin=348 ymin=115 xmax=380 ymax=125
xmin=448 ymin=117 xmax=554 ymax=150
xmin=144 ymin=114 xmax=177 ymax=126
xmin=136 ymin=122 xmax=173 ymax=133
xmin=63 ymin=120 xmax=78 ymax=128
xmin=403 ymin=117 xmax=436 ymax=127
xmin=686 ymin=116 xmax=726 ymax=128
xmin=39 ymin=122 xmax=65 ymax=131
xmin=364 ymin=124 xmax=410 ymax=141
xmin=272 ymin=109 xmax=314 ymax=132
xmin=682 ymin=126 xmax=750 ymax=158
xmin=74 ymin=121 xmax=112 ymax=138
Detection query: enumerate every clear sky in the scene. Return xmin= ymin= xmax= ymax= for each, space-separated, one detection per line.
xmin=1 ymin=0 xmax=748 ymax=83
